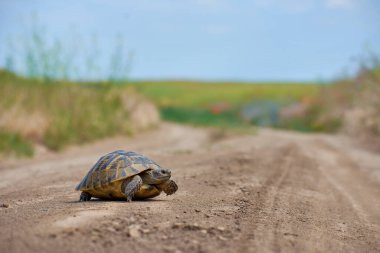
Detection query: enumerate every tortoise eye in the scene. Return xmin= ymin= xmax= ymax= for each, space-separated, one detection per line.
xmin=161 ymin=169 xmax=171 ymax=175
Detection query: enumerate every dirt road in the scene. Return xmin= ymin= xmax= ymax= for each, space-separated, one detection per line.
xmin=1 ymin=123 xmax=379 ymax=253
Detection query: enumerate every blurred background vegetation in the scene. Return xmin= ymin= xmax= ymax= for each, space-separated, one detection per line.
xmin=1 ymin=15 xmax=379 ymax=158
xmin=2 ymin=62 xmax=379 ymax=158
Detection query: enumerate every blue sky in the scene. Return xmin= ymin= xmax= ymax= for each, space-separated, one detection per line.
xmin=0 ymin=0 xmax=379 ymax=81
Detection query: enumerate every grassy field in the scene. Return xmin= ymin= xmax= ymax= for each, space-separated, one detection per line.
xmin=128 ymin=80 xmax=322 ymax=130
xmin=129 ymin=80 xmax=320 ymax=107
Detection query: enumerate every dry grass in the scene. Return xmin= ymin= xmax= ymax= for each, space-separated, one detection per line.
xmin=342 ymin=69 xmax=380 ymax=149
xmin=307 ymin=67 xmax=380 ymax=148
xmin=0 ymin=70 xmax=159 ymax=157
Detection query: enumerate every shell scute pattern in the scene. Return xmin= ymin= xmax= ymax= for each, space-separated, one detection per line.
xmin=125 ymin=151 xmax=141 ymax=156
xmin=109 ymin=157 xmax=121 ymax=171
xmin=119 ymin=168 xmax=128 ymax=178
xmin=131 ymin=156 xmax=153 ymax=169
xmin=76 ymin=150 xmax=159 ymax=191
xmin=108 ymin=168 xmax=117 ymax=182
xmin=98 ymin=153 xmax=119 ymax=172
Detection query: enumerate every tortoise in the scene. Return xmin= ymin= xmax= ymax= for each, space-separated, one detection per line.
xmin=75 ymin=150 xmax=178 ymax=202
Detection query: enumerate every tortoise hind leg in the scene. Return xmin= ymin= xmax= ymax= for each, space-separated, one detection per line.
xmin=79 ymin=191 xmax=92 ymax=201
xmin=122 ymin=175 xmax=143 ymax=202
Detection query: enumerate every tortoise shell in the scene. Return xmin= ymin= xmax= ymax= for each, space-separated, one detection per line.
xmin=75 ymin=150 xmax=161 ymax=191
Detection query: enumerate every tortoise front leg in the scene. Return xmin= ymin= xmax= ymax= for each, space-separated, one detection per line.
xmin=79 ymin=191 xmax=92 ymax=201
xmin=157 ymin=180 xmax=178 ymax=195
xmin=122 ymin=175 xmax=143 ymax=202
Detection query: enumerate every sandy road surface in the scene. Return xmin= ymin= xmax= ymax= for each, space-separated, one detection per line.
xmin=0 ymin=123 xmax=379 ymax=253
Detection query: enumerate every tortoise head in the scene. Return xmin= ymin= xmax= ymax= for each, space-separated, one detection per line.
xmin=140 ymin=168 xmax=171 ymax=184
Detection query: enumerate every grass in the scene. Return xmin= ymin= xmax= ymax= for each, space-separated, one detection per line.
xmin=129 ymin=80 xmax=320 ymax=108
xmin=0 ymin=130 xmax=34 ymax=157
xmin=0 ymin=70 xmax=136 ymax=157
xmin=309 ymin=67 xmax=380 ymax=143
xmin=161 ymin=107 xmax=243 ymax=128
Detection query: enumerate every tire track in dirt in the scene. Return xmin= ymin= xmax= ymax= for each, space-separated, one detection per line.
xmin=303 ymin=139 xmax=380 ymax=251
xmin=310 ymin=139 xmax=380 ymax=224
xmin=228 ymin=143 xmax=316 ymax=253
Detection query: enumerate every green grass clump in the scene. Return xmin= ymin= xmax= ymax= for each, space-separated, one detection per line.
xmin=0 ymin=130 xmax=34 ymax=157
xmin=161 ymin=107 xmax=243 ymax=128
